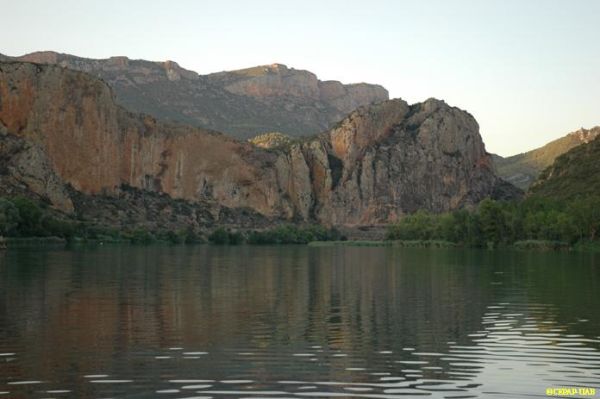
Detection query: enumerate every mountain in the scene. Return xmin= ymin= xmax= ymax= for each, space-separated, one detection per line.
xmin=4 ymin=51 xmax=388 ymax=139
xmin=0 ymin=60 xmax=517 ymax=232
xmin=492 ymin=127 xmax=600 ymax=190
xmin=529 ymin=134 xmax=600 ymax=200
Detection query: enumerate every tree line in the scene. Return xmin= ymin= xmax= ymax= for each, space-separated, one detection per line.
xmin=0 ymin=197 xmax=200 ymax=244
xmin=387 ymin=196 xmax=600 ymax=249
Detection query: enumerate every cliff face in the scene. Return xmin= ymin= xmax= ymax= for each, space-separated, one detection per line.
xmin=0 ymin=62 xmax=285 ymax=218
xmin=10 ymin=52 xmax=388 ymax=140
xmin=0 ymin=61 xmax=516 ymax=228
xmin=281 ymin=99 xmax=519 ymax=224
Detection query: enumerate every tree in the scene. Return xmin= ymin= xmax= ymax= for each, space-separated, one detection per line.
xmin=0 ymin=198 xmax=20 ymax=235
xmin=11 ymin=197 xmax=43 ymax=236
xmin=478 ymin=199 xmax=508 ymax=247
xmin=208 ymin=228 xmax=230 ymax=245
xmin=568 ymin=196 xmax=600 ymax=241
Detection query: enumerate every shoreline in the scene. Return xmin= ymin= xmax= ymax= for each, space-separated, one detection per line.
xmin=2 ymin=237 xmax=598 ymax=253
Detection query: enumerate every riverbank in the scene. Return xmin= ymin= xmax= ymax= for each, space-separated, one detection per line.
xmin=2 ymin=236 xmax=599 ymax=252
xmin=309 ymin=239 xmax=600 ymax=252
xmin=1 ymin=225 xmax=598 ymax=252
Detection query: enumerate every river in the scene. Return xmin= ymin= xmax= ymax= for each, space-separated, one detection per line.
xmin=0 ymin=245 xmax=598 ymax=398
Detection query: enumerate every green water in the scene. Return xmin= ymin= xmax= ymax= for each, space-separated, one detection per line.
xmin=0 ymin=246 xmax=598 ymax=398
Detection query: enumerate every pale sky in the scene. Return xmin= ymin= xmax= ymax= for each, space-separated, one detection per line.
xmin=1 ymin=0 xmax=599 ymax=156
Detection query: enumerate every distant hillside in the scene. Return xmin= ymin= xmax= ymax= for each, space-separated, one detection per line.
xmin=492 ymin=127 xmax=600 ymax=190
xmin=2 ymin=51 xmax=388 ymax=139
xmin=529 ymin=134 xmax=600 ymax=200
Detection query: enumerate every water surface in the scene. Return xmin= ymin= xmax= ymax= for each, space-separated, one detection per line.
xmin=0 ymin=246 xmax=599 ymax=398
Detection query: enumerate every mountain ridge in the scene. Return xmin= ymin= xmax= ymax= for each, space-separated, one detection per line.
xmin=1 ymin=51 xmax=389 ymax=140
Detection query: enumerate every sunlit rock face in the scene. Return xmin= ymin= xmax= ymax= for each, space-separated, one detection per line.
xmin=208 ymin=63 xmax=389 ymax=116
xmin=0 ymin=61 xmax=517 ymax=226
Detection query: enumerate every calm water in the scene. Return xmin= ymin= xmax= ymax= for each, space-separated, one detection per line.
xmin=0 ymin=246 xmax=599 ymax=399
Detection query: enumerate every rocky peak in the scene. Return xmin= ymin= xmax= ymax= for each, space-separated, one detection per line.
xmin=207 ymin=63 xmax=389 ymax=113
xmin=17 ymin=50 xmax=62 ymax=64
xmin=107 ymin=56 xmax=130 ymax=67
xmin=161 ymin=60 xmax=199 ymax=81
xmin=570 ymin=126 xmax=600 ymax=143
xmin=209 ymin=63 xmax=321 ymax=99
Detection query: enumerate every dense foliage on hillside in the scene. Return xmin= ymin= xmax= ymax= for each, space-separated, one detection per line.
xmin=387 ymin=197 xmax=600 ymax=249
xmin=493 ymin=127 xmax=599 ymax=190
xmin=530 ymin=134 xmax=600 ymax=200
xmin=0 ymin=197 xmax=201 ymax=244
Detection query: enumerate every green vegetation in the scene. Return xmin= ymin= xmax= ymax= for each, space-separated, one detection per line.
xmin=247 ymin=225 xmax=342 ymax=244
xmin=512 ymin=240 xmax=570 ymax=251
xmin=530 ymin=132 xmax=600 ymax=201
xmin=493 ymin=127 xmax=599 ymax=190
xmin=387 ymin=196 xmax=600 ymax=250
xmin=0 ymin=196 xmax=78 ymax=239
xmin=391 ymin=240 xmax=457 ymax=248
xmin=0 ymin=196 xmax=204 ymax=246
xmin=208 ymin=228 xmax=244 ymax=245
xmin=209 ymin=225 xmax=343 ymax=245
xmin=308 ymin=240 xmax=390 ymax=247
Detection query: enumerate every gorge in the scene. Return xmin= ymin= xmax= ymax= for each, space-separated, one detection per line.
xmin=0 ymin=60 xmax=518 ymax=235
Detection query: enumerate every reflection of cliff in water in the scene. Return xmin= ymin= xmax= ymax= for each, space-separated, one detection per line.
xmin=1 ymin=246 xmax=599 ymax=397
xmin=0 ymin=247 xmax=492 ymax=378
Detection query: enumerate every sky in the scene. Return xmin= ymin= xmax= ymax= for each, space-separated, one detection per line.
xmin=1 ymin=0 xmax=599 ymax=156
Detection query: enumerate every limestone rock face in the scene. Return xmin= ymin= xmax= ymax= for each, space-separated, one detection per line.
xmin=8 ymin=52 xmax=387 ymax=140
xmin=273 ymin=98 xmax=518 ymax=225
xmin=0 ymin=62 xmax=284 ymax=217
xmin=0 ymin=61 xmax=518 ymax=226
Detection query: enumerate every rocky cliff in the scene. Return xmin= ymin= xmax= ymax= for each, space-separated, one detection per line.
xmin=7 ymin=51 xmax=388 ymax=139
xmin=0 ymin=61 xmax=517 ymax=230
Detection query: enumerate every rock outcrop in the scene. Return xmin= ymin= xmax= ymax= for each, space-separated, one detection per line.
xmin=0 ymin=61 xmax=517 ymax=229
xmin=7 ymin=52 xmax=388 ymax=139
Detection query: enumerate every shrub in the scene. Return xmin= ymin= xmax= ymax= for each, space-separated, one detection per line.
xmin=11 ymin=197 xmax=44 ymax=236
xmin=0 ymin=198 xmax=20 ymax=235
xmin=208 ymin=228 xmax=231 ymax=245
xmin=129 ymin=229 xmax=156 ymax=244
